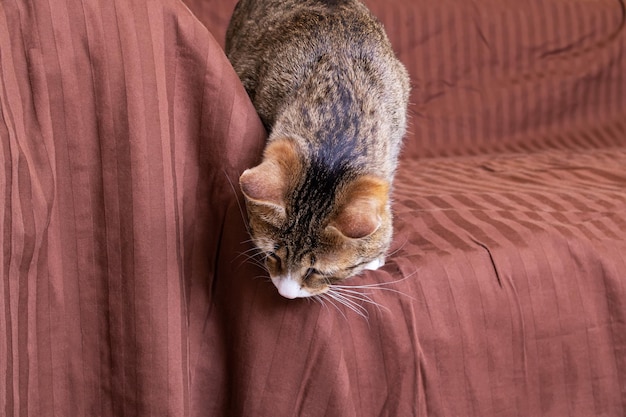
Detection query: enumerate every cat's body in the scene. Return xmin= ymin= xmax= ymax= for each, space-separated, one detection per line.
xmin=226 ymin=0 xmax=410 ymax=299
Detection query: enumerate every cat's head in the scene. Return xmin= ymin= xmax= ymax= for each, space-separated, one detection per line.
xmin=239 ymin=137 xmax=392 ymax=299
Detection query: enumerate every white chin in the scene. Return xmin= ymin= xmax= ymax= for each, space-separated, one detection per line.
xmin=272 ymin=276 xmax=314 ymax=299
xmin=363 ymin=257 xmax=385 ymax=271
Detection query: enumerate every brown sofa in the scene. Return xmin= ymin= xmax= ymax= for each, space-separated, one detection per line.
xmin=1 ymin=0 xmax=625 ymax=416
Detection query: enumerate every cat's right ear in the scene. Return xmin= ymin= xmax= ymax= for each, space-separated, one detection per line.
xmin=240 ymin=161 xmax=287 ymax=220
xmin=239 ymin=138 xmax=301 ymax=224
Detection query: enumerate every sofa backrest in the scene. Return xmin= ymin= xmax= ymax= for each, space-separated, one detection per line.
xmin=188 ymin=0 xmax=626 ymax=159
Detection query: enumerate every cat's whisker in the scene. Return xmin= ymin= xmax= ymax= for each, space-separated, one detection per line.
xmin=233 ymin=247 xmax=264 ymax=263
xmin=234 ymin=247 xmax=267 ymax=265
xmin=249 ymin=263 xmax=268 ymax=273
xmin=319 ymin=293 xmax=348 ymax=321
xmin=223 ymin=169 xmax=252 ymax=235
xmin=308 ymin=296 xmax=328 ymax=314
xmin=240 ymin=237 xmax=256 ymax=243
xmin=239 ymin=238 xmax=258 ymax=248
xmin=387 ymin=237 xmax=409 ymax=258
xmin=235 ymin=251 xmax=264 ymax=261
xmin=334 ymin=283 xmax=408 ymax=295
xmin=330 ymin=287 xmax=374 ymax=300
xmin=235 ymin=250 xmax=264 ymax=264
xmin=239 ymin=256 xmax=268 ymax=272
xmin=325 ymin=290 xmax=369 ymax=320
xmin=251 ymin=275 xmax=272 ymax=283
xmin=237 ymin=256 xmax=264 ymax=269
xmin=239 ymin=245 xmax=262 ymax=255
xmin=311 ymin=294 xmax=324 ymax=307
xmin=335 ymin=295 xmax=369 ymax=321
xmin=340 ymin=286 xmax=413 ymax=300
xmin=333 ymin=272 xmax=417 ymax=300
xmin=330 ymin=287 xmax=390 ymax=315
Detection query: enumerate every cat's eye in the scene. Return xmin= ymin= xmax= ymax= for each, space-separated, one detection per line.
xmin=266 ymin=252 xmax=281 ymax=268
xmin=305 ymin=268 xmax=322 ymax=279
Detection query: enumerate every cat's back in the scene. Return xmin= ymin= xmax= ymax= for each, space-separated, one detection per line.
xmin=226 ymin=0 xmax=410 ymax=180
xmin=226 ymin=0 xmax=390 ymax=74
xmin=225 ymin=0 xmax=408 ymax=125
xmin=226 ymin=0 xmax=373 ymax=53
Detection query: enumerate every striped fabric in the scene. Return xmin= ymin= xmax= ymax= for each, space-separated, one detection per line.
xmin=1 ymin=0 xmax=626 ymax=417
xmin=0 ymin=0 xmax=265 ymax=415
xmin=370 ymin=0 xmax=626 ymax=158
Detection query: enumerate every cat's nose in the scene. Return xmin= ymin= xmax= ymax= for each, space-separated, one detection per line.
xmin=272 ymin=275 xmax=303 ymax=300
xmin=273 ymin=276 xmax=301 ymax=299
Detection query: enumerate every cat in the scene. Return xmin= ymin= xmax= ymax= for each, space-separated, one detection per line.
xmin=226 ymin=0 xmax=410 ymax=299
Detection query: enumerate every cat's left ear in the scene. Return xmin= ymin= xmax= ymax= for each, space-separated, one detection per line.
xmin=329 ymin=175 xmax=389 ymax=239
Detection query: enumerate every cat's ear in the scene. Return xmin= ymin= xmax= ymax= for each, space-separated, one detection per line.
xmin=239 ymin=138 xmax=301 ymax=221
xmin=240 ymin=161 xmax=287 ymax=213
xmin=329 ymin=175 xmax=389 ymax=239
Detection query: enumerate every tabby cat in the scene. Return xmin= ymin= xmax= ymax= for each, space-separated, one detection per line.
xmin=226 ymin=0 xmax=410 ymax=299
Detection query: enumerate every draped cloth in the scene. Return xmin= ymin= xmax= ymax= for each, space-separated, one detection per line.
xmin=1 ymin=0 xmax=625 ymax=415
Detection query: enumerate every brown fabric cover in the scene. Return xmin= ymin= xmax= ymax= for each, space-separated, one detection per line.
xmin=2 ymin=0 xmax=626 ymax=416
xmin=1 ymin=0 xmax=264 ymax=414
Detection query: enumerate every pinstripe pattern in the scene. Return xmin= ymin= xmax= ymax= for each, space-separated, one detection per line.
xmin=2 ymin=0 xmax=626 ymax=416
xmin=363 ymin=0 xmax=626 ymax=158
xmin=0 ymin=0 xmax=265 ymax=415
